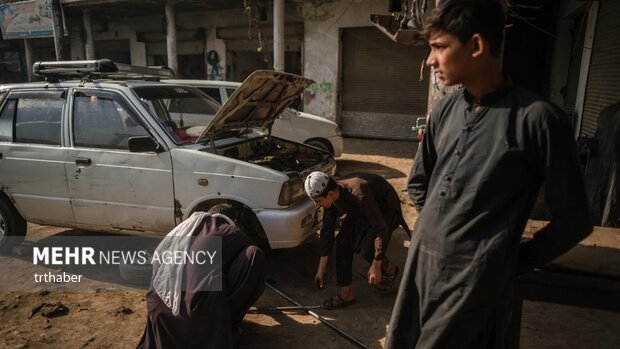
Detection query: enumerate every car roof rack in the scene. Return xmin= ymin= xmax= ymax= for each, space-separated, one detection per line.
xmin=33 ymin=59 xmax=175 ymax=82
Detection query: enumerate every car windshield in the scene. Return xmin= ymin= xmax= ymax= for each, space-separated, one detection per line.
xmin=132 ymin=86 xmax=221 ymax=145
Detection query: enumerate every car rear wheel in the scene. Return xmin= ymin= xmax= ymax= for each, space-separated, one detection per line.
xmin=305 ymin=139 xmax=332 ymax=155
xmin=119 ymin=249 xmax=153 ymax=286
xmin=0 ymin=195 xmax=27 ymax=253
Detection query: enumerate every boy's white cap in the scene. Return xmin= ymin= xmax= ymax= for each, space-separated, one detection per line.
xmin=304 ymin=171 xmax=331 ymax=198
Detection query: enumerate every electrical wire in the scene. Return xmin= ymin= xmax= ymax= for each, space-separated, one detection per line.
xmin=507 ymin=8 xmax=620 ymax=57
xmin=326 ymin=0 xmax=353 ymax=30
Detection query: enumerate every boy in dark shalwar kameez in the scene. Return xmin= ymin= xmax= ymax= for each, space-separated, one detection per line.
xmin=386 ymin=1 xmax=592 ymax=348
xmin=305 ymin=171 xmax=407 ymax=309
xmin=137 ymin=205 xmax=265 ymax=349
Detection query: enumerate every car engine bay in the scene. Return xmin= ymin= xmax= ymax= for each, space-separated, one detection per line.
xmin=211 ymin=136 xmax=335 ymax=174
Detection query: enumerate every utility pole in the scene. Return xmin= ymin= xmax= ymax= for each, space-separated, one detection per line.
xmin=82 ymin=9 xmax=95 ymax=60
xmin=273 ymin=0 xmax=285 ymax=71
xmin=23 ymin=39 xmax=33 ymax=81
xmin=51 ymin=0 xmax=65 ymax=60
xmin=165 ymin=0 xmax=178 ymax=75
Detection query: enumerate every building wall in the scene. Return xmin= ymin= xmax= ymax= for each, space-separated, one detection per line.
xmin=3 ymin=2 xmax=299 ymax=82
xmin=76 ymin=21 xmax=147 ymax=65
xmin=85 ymin=6 xmax=300 ymax=80
xmin=581 ymin=0 xmax=620 ymax=137
xmin=547 ymin=0 xmax=585 ymax=107
xmin=69 ymin=20 xmax=84 ymax=61
xmin=302 ymin=0 xmax=389 ymax=122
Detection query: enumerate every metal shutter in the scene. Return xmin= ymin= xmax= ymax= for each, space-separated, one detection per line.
xmin=581 ymin=0 xmax=620 ymax=137
xmin=341 ymin=27 xmax=429 ymax=140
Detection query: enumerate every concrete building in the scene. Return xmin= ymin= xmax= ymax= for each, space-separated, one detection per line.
xmin=0 ymin=0 xmax=618 ymax=140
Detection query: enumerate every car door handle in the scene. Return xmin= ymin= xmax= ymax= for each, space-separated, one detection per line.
xmin=0 ymin=152 xmax=3 ymax=159
xmin=75 ymin=157 xmax=91 ymax=165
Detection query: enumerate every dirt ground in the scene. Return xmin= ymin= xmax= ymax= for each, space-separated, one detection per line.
xmin=1 ymin=138 xmax=619 ymax=349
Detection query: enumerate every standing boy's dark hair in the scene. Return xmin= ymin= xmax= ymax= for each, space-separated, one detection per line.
xmin=424 ymin=0 xmax=506 ymax=58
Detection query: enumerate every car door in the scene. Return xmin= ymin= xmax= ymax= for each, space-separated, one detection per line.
xmin=0 ymin=89 xmax=75 ymax=225
xmin=270 ymin=108 xmax=295 ymax=140
xmin=64 ymin=88 xmax=176 ymax=233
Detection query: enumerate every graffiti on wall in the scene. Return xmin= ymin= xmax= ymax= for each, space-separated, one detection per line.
xmin=303 ymin=81 xmax=335 ymax=120
xmin=304 ymin=81 xmax=333 ymax=106
xmin=207 ymin=64 xmax=224 ymax=80
xmin=206 ymin=50 xmax=225 ymax=80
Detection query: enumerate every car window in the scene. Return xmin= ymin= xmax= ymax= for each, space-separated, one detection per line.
xmin=198 ymin=87 xmax=222 ymax=103
xmin=0 ymin=99 xmax=16 ymax=142
xmin=14 ymin=98 xmax=63 ymax=146
xmin=225 ymin=88 xmax=236 ymax=100
xmin=168 ymin=97 xmax=211 ymax=114
xmin=133 ymin=86 xmax=221 ymax=145
xmin=73 ymin=91 xmax=148 ymax=150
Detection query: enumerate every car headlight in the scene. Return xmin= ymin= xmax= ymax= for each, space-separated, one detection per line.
xmin=278 ymin=176 xmax=306 ymax=206
xmin=335 ymin=126 xmax=342 ymax=136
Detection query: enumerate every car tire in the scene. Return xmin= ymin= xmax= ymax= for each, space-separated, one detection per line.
xmin=305 ymin=139 xmax=333 ymax=155
xmin=119 ymin=252 xmax=153 ymax=286
xmin=233 ymin=207 xmax=273 ymax=255
xmin=0 ymin=195 xmax=27 ymax=253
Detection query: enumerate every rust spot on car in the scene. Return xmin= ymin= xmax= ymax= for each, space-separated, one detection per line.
xmin=174 ymin=200 xmax=183 ymax=222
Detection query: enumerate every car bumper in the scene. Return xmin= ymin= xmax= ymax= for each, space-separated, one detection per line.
xmin=255 ymin=199 xmax=322 ymax=249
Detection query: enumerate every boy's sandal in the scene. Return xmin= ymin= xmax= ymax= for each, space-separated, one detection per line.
xmin=376 ymin=266 xmax=399 ymax=293
xmin=322 ymin=295 xmax=356 ymax=310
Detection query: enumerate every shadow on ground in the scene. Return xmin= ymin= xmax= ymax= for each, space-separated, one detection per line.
xmin=336 ymin=160 xmax=406 ymax=179
xmin=341 ymin=137 xmax=418 ymax=159
xmin=243 ymin=227 xmax=411 ymax=349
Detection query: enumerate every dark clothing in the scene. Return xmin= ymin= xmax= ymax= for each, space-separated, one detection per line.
xmin=320 ymin=173 xmax=405 ymax=286
xmin=386 ymin=85 xmax=592 ymax=348
xmin=138 ymin=215 xmax=265 ymax=349
xmin=335 ymin=217 xmax=394 ymax=285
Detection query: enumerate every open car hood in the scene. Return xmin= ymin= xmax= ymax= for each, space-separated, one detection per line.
xmin=196 ymin=70 xmax=314 ymax=143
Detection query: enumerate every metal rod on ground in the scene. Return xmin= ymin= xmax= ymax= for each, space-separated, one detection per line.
xmin=265 ymin=281 xmax=370 ymax=349
xmin=249 ymin=305 xmax=323 ymax=314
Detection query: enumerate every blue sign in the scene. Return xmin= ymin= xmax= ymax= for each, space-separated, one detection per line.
xmin=0 ymin=0 xmax=56 ymax=40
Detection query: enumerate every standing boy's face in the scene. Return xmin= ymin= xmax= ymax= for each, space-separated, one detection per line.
xmin=426 ymin=30 xmax=474 ymax=86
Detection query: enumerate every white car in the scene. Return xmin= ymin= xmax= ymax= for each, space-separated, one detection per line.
xmin=0 ymin=60 xmax=335 ymax=252
xmin=164 ymin=79 xmax=343 ymax=157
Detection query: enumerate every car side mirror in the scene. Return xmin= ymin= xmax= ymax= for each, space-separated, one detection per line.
xmin=128 ymin=136 xmax=161 ymax=153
